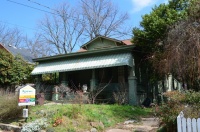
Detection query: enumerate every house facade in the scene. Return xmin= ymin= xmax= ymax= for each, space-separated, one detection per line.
xmin=31 ymin=36 xmax=182 ymax=105
xmin=31 ymin=36 xmax=141 ymax=105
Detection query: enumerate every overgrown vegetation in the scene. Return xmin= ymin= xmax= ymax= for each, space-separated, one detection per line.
xmin=113 ymin=84 xmax=128 ymax=105
xmin=27 ymin=104 xmax=151 ymax=132
xmin=132 ymin=0 xmax=200 ymax=89
xmin=156 ymin=0 xmax=200 ymax=90
xmin=155 ymin=90 xmax=200 ymax=132
xmin=0 ymin=91 xmax=23 ymax=121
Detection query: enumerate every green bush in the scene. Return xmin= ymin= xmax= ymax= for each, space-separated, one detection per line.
xmin=155 ymin=90 xmax=200 ymax=131
xmin=184 ymin=90 xmax=200 ymax=118
xmin=0 ymin=49 xmax=34 ymax=86
xmin=0 ymin=92 xmax=23 ymax=121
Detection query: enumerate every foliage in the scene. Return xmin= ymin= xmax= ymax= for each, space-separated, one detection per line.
xmin=21 ymin=118 xmax=48 ymax=132
xmin=188 ymin=0 xmax=200 ymax=19
xmin=184 ymin=90 xmax=200 ymax=117
xmin=158 ymin=0 xmax=200 ymax=90
xmin=0 ymin=92 xmax=23 ymax=121
xmin=185 ymin=90 xmax=200 ymax=105
xmin=0 ymin=49 xmax=33 ymax=87
xmin=10 ymin=55 xmax=34 ymax=84
xmin=33 ymin=108 xmax=63 ymax=127
xmin=29 ymin=104 xmax=151 ymax=132
xmin=0 ymin=49 xmax=14 ymax=85
xmin=156 ymin=91 xmax=185 ymax=124
xmin=132 ymin=0 xmax=190 ymax=83
xmin=42 ymin=73 xmax=59 ymax=84
xmin=155 ymin=90 xmax=200 ymax=131
xmin=132 ymin=0 xmax=188 ymax=53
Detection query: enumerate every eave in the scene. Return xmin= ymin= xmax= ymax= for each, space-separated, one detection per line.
xmin=33 ymin=45 xmax=135 ymax=62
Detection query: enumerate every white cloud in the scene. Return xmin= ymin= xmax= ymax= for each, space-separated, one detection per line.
xmin=131 ymin=0 xmax=158 ymax=13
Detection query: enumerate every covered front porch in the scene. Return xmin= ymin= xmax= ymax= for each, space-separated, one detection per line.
xmin=34 ymin=67 xmax=129 ymax=103
xmin=31 ymin=46 xmax=138 ymax=105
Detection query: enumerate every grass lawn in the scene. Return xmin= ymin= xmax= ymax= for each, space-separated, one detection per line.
xmin=0 ymin=93 xmax=152 ymax=131
xmin=26 ymin=104 xmax=152 ymax=132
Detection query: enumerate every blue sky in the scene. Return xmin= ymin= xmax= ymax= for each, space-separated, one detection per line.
xmin=0 ymin=0 xmax=167 ymax=39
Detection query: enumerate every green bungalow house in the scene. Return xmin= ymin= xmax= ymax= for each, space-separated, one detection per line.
xmin=31 ymin=36 xmax=160 ymax=105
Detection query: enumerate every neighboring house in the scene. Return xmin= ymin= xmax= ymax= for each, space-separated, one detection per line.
xmin=31 ymin=36 xmax=181 ymax=105
xmin=0 ymin=43 xmax=34 ymax=63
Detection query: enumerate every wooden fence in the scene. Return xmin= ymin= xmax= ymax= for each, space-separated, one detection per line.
xmin=177 ymin=111 xmax=200 ymax=132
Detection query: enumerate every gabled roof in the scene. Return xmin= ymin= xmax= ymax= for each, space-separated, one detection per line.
xmin=0 ymin=43 xmax=34 ymax=63
xmin=80 ymin=35 xmax=131 ymax=48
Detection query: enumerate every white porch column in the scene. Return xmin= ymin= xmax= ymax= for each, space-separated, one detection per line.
xmin=168 ymin=74 xmax=173 ymax=91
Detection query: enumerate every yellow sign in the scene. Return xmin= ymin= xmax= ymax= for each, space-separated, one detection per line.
xmin=19 ymin=95 xmax=35 ymax=99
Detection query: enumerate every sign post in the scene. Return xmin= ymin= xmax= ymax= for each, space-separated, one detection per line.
xmin=18 ymin=85 xmax=35 ymax=122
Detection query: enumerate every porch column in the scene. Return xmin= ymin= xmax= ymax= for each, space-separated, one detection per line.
xmin=167 ymin=74 xmax=173 ymax=91
xmin=35 ymin=75 xmax=42 ymax=93
xmin=128 ymin=59 xmax=138 ymax=105
xmin=90 ymin=69 xmax=96 ymax=91
xmin=60 ymin=72 xmax=68 ymax=87
xmin=178 ymin=82 xmax=182 ymax=91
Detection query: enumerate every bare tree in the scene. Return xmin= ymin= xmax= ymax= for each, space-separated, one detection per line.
xmin=7 ymin=28 xmax=23 ymax=47
xmin=164 ymin=20 xmax=200 ymax=90
xmin=80 ymin=0 xmax=129 ymax=39
xmin=0 ymin=25 xmax=9 ymax=44
xmin=25 ymin=34 xmax=54 ymax=58
xmin=38 ymin=3 xmax=85 ymax=55
xmin=153 ymin=1 xmax=200 ymax=90
xmin=0 ymin=24 xmax=23 ymax=47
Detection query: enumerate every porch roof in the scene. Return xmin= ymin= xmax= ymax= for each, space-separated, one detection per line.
xmin=31 ymin=52 xmax=133 ymax=75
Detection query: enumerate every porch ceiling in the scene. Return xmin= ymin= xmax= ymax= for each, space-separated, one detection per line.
xmin=31 ymin=53 xmax=133 ymax=75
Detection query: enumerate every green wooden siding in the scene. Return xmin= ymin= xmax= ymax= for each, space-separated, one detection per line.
xmin=87 ymin=38 xmax=117 ymax=50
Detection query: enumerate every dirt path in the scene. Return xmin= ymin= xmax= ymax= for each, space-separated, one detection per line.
xmin=106 ymin=117 xmax=159 ymax=132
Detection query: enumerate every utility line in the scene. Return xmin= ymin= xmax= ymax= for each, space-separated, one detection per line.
xmin=7 ymin=0 xmax=58 ymax=16
xmin=26 ymin=0 xmax=87 ymax=24
xmin=8 ymin=0 xmax=86 ymax=23
xmin=26 ymin=0 xmax=59 ymax=13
